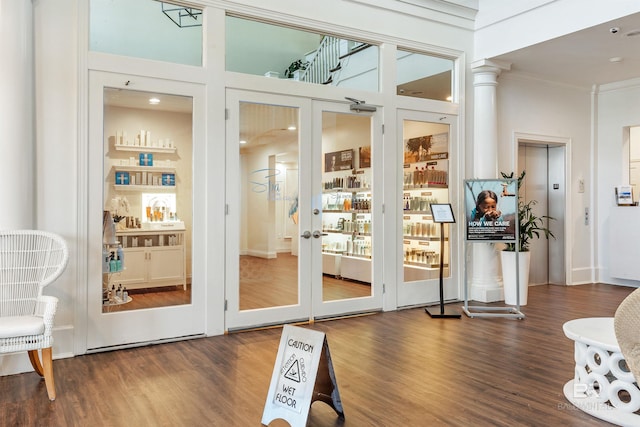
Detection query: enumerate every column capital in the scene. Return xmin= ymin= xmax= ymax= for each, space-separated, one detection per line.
xmin=471 ymin=58 xmax=511 ymax=76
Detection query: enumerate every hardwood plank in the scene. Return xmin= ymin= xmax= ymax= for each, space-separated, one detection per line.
xmin=0 ymin=283 xmax=632 ymax=426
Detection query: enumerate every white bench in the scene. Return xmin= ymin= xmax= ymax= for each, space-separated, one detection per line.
xmin=563 ymin=317 xmax=640 ymax=426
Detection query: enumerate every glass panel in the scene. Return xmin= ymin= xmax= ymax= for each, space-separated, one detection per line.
xmin=321 ymin=111 xmax=373 ymax=301
xmin=402 ymin=120 xmax=450 ymax=283
xmin=102 ymin=88 xmax=193 ymax=312
xmin=630 ymin=126 xmax=640 ymax=201
xmin=397 ymin=49 xmax=453 ymax=102
xmin=226 ymin=16 xmax=379 ymax=92
xmin=238 ymin=102 xmax=300 ymax=310
xmin=90 ymin=0 xmax=202 ymax=66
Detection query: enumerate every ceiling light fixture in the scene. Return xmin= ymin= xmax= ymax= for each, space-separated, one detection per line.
xmin=149 ymin=97 xmax=160 ymax=105
xmin=239 ymin=140 xmax=247 ymax=144
xmin=287 ymin=126 xmax=297 ymax=131
xmin=609 ymin=57 xmax=624 ymax=63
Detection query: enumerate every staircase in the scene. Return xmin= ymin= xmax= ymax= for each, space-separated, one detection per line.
xmin=297 ymin=36 xmax=373 ymax=88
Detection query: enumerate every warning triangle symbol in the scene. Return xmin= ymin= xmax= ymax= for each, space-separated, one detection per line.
xmin=284 ymin=359 xmax=301 ymax=383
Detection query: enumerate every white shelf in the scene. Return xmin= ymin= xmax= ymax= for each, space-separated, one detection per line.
xmin=113 ymin=165 xmax=175 ymax=173
xmin=114 ymin=144 xmax=176 ymax=154
xmin=114 ymin=184 xmax=176 ymax=192
xmin=323 ymin=187 xmax=372 ymax=194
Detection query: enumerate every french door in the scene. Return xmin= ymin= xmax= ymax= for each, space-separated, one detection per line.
xmin=87 ymin=71 xmax=206 ymax=350
xmin=225 ymin=90 xmax=383 ymax=330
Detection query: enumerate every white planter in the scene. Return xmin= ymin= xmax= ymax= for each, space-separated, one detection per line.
xmin=501 ymin=251 xmax=531 ymax=306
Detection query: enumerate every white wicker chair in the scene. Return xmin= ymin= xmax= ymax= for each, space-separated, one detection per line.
xmin=0 ymin=230 xmax=68 ymax=401
xmin=614 ymin=287 xmax=640 ymax=384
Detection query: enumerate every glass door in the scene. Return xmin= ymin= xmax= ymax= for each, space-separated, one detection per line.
xmin=397 ymin=110 xmax=457 ymax=307
xmin=87 ymin=71 xmax=206 ymax=349
xmin=312 ymin=101 xmax=383 ymax=319
xmin=225 ymin=93 xmax=383 ymax=330
xmin=225 ymin=91 xmax=312 ymax=330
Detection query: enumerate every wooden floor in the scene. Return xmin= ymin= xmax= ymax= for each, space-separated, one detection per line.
xmin=1 ymin=283 xmax=634 ymax=426
xmin=240 ymin=254 xmax=371 ymax=310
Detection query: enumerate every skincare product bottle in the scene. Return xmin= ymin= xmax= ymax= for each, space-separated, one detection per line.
xmin=102 ymin=247 xmax=110 ymax=273
xmin=117 ymin=245 xmax=125 ymax=270
xmin=109 ymin=252 xmax=117 ymax=272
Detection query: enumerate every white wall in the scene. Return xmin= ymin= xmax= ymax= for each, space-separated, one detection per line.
xmin=496 ymin=73 xmax=592 ymax=284
xmin=34 ymin=0 xmax=79 ymax=359
xmin=596 ymin=79 xmax=640 ymax=286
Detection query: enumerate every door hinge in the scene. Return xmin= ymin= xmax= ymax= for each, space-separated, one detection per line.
xmin=382 ymin=203 xmax=385 ymax=214
xmin=383 ymin=283 xmax=386 ymax=293
xmin=382 ymin=124 xmax=385 ymax=134
xmin=225 ymin=108 xmax=229 ymax=120
xmin=225 ymin=204 xmax=229 ymax=215
xmin=224 ymin=300 xmax=228 ymax=311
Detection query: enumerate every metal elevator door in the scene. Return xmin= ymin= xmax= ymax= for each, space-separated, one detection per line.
xmin=518 ymin=143 xmax=566 ymax=285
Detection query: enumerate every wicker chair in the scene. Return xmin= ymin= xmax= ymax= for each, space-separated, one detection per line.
xmin=614 ymin=287 xmax=640 ymax=383
xmin=0 ymin=230 xmax=68 ymax=401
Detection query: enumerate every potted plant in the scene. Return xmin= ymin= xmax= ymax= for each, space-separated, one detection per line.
xmin=284 ymin=59 xmax=309 ymax=80
xmin=499 ymin=171 xmax=555 ymax=305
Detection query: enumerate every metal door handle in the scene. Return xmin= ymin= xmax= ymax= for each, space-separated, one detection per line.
xmin=301 ymin=230 xmax=311 ymax=239
xmin=312 ymin=230 xmax=327 ymax=238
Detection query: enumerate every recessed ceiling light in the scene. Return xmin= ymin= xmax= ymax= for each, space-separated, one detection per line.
xmin=239 ymin=140 xmax=247 ymax=144
xmin=287 ymin=126 xmax=297 ymax=131
xmin=149 ymin=97 xmax=160 ymax=105
xmin=609 ymin=57 xmax=624 ymax=63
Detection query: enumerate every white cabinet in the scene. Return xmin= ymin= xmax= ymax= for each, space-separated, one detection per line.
xmin=110 ymin=229 xmax=186 ymax=290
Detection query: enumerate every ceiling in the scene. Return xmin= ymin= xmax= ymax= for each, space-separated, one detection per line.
xmin=491 ymin=12 xmax=640 ymax=88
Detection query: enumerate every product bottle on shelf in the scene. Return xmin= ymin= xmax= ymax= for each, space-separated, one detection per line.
xmin=117 ymin=244 xmax=125 ymax=270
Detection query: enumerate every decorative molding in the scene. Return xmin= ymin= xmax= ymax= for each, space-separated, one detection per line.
xmin=346 ymin=0 xmax=477 ymax=30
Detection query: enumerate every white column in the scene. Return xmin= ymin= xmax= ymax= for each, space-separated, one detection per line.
xmin=0 ymin=0 xmax=34 ymax=228
xmin=470 ymin=60 xmax=510 ymax=302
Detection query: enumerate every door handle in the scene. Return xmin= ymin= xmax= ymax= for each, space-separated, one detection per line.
xmin=301 ymin=230 xmax=312 ymax=239
xmin=312 ymin=230 xmax=327 ymax=238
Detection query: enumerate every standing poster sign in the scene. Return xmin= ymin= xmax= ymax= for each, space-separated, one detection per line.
xmin=464 ymin=179 xmax=517 ymax=242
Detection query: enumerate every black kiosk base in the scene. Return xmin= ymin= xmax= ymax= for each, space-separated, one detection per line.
xmin=425 ymin=205 xmax=461 ymax=319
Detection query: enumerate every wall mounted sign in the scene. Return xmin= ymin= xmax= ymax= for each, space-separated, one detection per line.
xmin=324 ymin=149 xmax=354 ymax=172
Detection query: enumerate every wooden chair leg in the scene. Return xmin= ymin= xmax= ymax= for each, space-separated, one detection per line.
xmin=28 ymin=350 xmax=44 ymax=376
xmin=42 ymin=347 xmax=56 ymax=401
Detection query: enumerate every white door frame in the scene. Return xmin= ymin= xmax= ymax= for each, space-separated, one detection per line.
xmin=86 ymin=71 xmax=207 ymax=350
xmin=396 ymin=109 xmax=460 ymax=307
xmin=311 ymin=100 xmax=384 ymax=320
xmin=514 ymin=132 xmax=571 ymax=286
xmin=225 ymin=90 xmax=313 ymax=330
xmin=225 ymin=92 xmax=384 ymax=330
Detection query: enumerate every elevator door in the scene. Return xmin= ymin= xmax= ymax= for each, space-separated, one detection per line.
xmin=518 ymin=143 xmax=566 ymax=285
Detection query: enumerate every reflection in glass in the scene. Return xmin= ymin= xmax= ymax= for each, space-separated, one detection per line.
xmin=226 ymin=16 xmax=379 ymax=92
xmin=238 ymin=103 xmax=300 ymax=311
xmin=90 ymin=0 xmax=202 ymax=66
xmin=102 ymin=88 xmax=193 ymax=312
xmin=321 ymin=111 xmax=373 ymax=301
xmin=402 ymin=120 xmax=450 ymax=283
xmin=397 ymin=49 xmax=454 ymax=102
xmin=630 ymin=126 xmax=640 ymax=196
